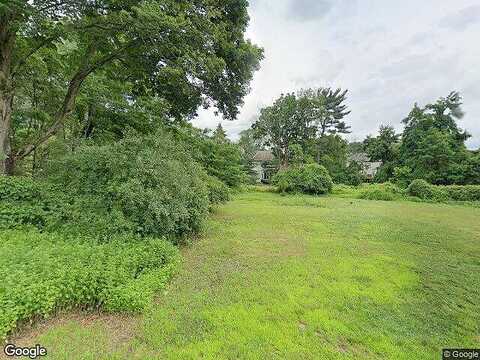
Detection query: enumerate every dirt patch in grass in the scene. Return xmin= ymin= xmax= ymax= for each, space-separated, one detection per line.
xmin=6 ymin=311 xmax=139 ymax=352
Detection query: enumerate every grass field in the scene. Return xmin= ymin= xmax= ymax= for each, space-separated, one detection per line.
xmin=9 ymin=191 xmax=480 ymax=359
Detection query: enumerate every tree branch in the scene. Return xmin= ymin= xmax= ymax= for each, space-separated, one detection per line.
xmin=12 ymin=34 xmax=60 ymax=77
xmin=15 ymin=43 xmax=132 ymax=160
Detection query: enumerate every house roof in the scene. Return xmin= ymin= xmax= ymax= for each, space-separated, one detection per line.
xmin=348 ymin=152 xmax=370 ymax=163
xmin=253 ymin=150 xmax=274 ymax=162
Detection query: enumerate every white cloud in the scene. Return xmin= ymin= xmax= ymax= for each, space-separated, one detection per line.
xmin=193 ymin=0 xmax=480 ymax=149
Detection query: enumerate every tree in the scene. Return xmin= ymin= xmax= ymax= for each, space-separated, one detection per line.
xmin=363 ymin=125 xmax=400 ymax=181
xmin=462 ymin=151 xmax=480 ymax=184
xmin=238 ymin=128 xmax=262 ymax=182
xmin=173 ymin=124 xmax=246 ymax=187
xmin=364 ymin=125 xmax=399 ymax=164
xmin=297 ymin=88 xmax=351 ymax=162
xmin=212 ymin=123 xmax=228 ymax=143
xmin=298 ymin=88 xmax=351 ymax=137
xmin=317 ymin=134 xmax=363 ymax=185
xmin=398 ymin=92 xmax=470 ymax=184
xmin=0 ymin=0 xmax=263 ymax=174
xmin=252 ymin=93 xmax=315 ymax=168
xmin=252 ymin=88 xmax=352 ymax=169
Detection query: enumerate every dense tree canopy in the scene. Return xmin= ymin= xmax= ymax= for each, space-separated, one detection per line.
xmin=398 ymin=92 xmax=471 ymax=184
xmin=0 ymin=0 xmax=263 ymax=174
xmin=252 ymin=93 xmax=312 ymax=167
xmin=252 ymin=88 xmax=350 ymax=168
xmin=363 ymin=125 xmax=400 ymax=181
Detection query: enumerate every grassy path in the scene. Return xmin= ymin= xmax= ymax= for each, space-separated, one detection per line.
xmin=9 ymin=192 xmax=480 ymax=359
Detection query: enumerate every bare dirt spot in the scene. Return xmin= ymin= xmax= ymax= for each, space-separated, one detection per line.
xmin=6 ymin=311 xmax=139 ymax=351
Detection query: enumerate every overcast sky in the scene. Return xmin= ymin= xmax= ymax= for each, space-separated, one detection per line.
xmin=193 ymin=0 xmax=480 ymax=149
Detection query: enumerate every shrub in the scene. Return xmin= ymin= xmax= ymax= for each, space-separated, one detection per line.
xmin=446 ymin=185 xmax=480 ymax=201
xmin=273 ymin=164 xmax=333 ymax=195
xmin=174 ymin=127 xmax=247 ymax=187
xmin=407 ymin=179 xmax=435 ymax=200
xmin=204 ymin=175 xmax=230 ymax=205
xmin=0 ymin=177 xmax=64 ymax=230
xmin=393 ymin=166 xmax=413 ymax=188
xmin=358 ymin=182 xmax=402 ymax=201
xmin=331 ymin=184 xmax=361 ymax=198
xmin=0 ymin=230 xmax=179 ymax=339
xmin=407 ymin=179 xmax=448 ymax=201
xmin=407 ymin=179 xmax=480 ymax=202
xmin=43 ymin=130 xmax=210 ymax=240
xmin=0 ymin=176 xmax=44 ymax=202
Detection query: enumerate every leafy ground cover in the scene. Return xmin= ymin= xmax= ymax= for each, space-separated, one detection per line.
xmin=0 ymin=231 xmax=179 ymax=339
xmin=9 ymin=191 xmax=480 ymax=359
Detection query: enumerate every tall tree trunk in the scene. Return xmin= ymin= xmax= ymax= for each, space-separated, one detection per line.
xmin=0 ymin=17 xmax=15 ymax=175
xmin=0 ymin=94 xmax=13 ymax=175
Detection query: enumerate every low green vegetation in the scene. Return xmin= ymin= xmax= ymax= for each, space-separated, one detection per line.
xmin=15 ymin=191 xmax=480 ymax=359
xmin=0 ymin=230 xmax=178 ymax=339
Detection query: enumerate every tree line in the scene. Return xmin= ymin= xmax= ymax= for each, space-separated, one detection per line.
xmin=244 ymin=89 xmax=479 ymax=186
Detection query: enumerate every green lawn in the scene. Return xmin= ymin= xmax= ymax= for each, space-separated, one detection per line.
xmin=11 ymin=191 xmax=480 ymax=359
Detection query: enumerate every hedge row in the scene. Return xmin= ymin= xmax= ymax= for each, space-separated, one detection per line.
xmin=407 ymin=179 xmax=480 ymax=202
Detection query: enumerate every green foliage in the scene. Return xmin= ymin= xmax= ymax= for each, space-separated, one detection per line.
xmin=238 ymin=129 xmax=263 ymax=184
xmin=462 ymin=152 xmax=480 ymax=185
xmin=0 ymin=177 xmax=64 ymax=230
xmin=318 ymin=135 xmax=364 ymax=185
xmin=0 ymin=176 xmax=43 ymax=201
xmin=407 ymin=179 xmax=444 ymax=201
xmin=0 ymin=230 xmax=179 ymax=339
xmin=299 ymin=88 xmax=351 ymax=137
xmin=273 ymin=164 xmax=333 ymax=195
xmin=204 ymin=175 xmax=230 ymax=206
xmin=407 ymin=179 xmax=480 ymax=202
xmin=364 ymin=125 xmax=400 ymax=164
xmin=399 ymin=92 xmax=471 ymax=185
xmin=201 ymin=140 xmax=247 ymax=188
xmin=446 ymin=185 xmax=480 ymax=201
xmin=3 ymin=0 xmax=263 ymax=175
xmin=252 ymin=88 xmax=351 ymax=168
xmin=253 ymin=93 xmax=310 ymax=167
xmin=44 ymin=130 xmax=210 ymax=240
xmin=174 ymin=125 xmax=247 ymax=188
xmin=358 ymin=182 xmax=402 ymax=201
xmin=392 ymin=166 xmax=413 ymax=188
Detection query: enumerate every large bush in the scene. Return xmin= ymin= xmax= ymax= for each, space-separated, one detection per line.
xmin=273 ymin=164 xmax=333 ymax=195
xmin=42 ymin=130 xmax=210 ymax=240
xmin=173 ymin=126 xmax=247 ymax=188
xmin=407 ymin=179 xmax=436 ymax=200
xmin=204 ymin=175 xmax=230 ymax=206
xmin=0 ymin=230 xmax=179 ymax=339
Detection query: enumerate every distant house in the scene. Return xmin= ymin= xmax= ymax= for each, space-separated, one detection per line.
xmin=253 ymin=150 xmax=275 ymax=183
xmin=348 ymin=153 xmax=382 ymax=180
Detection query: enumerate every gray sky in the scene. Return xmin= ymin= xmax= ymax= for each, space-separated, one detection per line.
xmin=193 ymin=0 xmax=480 ymax=149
